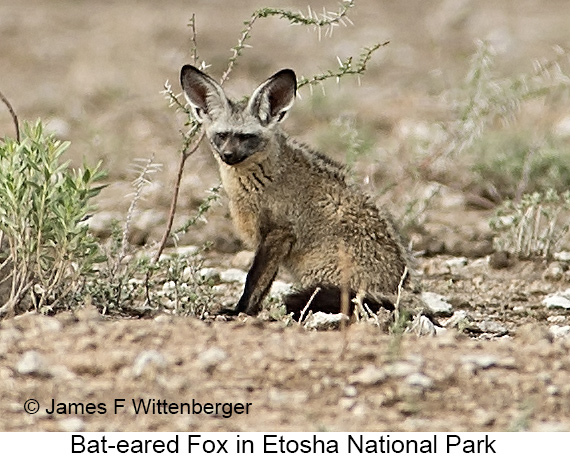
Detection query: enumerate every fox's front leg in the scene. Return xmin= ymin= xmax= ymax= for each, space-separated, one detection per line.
xmin=233 ymin=228 xmax=294 ymax=315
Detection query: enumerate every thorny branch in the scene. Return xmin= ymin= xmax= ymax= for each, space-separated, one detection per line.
xmin=222 ymin=1 xmax=356 ymax=84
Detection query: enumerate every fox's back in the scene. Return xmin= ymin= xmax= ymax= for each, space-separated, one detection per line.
xmin=265 ymin=138 xmax=407 ymax=296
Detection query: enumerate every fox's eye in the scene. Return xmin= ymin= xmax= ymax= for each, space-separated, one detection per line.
xmin=237 ymin=133 xmax=261 ymax=149
xmin=215 ymin=132 xmax=229 ymax=143
xmin=212 ymin=132 xmax=230 ymax=149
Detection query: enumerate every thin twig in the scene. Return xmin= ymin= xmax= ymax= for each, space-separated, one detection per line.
xmin=515 ymin=144 xmax=538 ymax=202
xmin=113 ymin=154 xmax=158 ymax=276
xmin=152 ymin=130 xmax=205 ymax=264
xmin=298 ymin=286 xmax=321 ymax=323
xmin=393 ymin=266 xmax=409 ymax=326
xmin=171 ymin=183 xmax=221 ymax=240
xmin=0 ymin=90 xmax=20 ymax=142
xmin=221 ymin=15 xmax=259 ymax=85
xmin=189 ymin=13 xmax=198 ymax=65
xmin=363 ymin=301 xmax=380 ymax=326
xmin=297 ymin=42 xmax=389 ymax=89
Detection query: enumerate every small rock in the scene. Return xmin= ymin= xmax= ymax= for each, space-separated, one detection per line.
xmin=547 ymin=315 xmax=566 ymax=324
xmin=444 ymin=311 xmax=479 ymax=332
xmin=174 ymin=246 xmax=200 ymax=256
xmin=468 ymin=258 xmax=488 ymax=269
xmin=533 ymin=421 xmax=570 ymax=432
xmin=338 ymin=397 xmax=356 ymax=410
xmin=460 ymin=354 xmax=498 ymax=369
xmin=132 ymin=210 xmax=164 ymax=241
xmin=543 ymin=290 xmax=570 ymax=309
xmin=554 ymin=251 xmax=570 ymax=262
xmin=445 ymin=257 xmax=468 ymax=270
xmin=477 ymin=320 xmax=508 ymax=336
xmin=154 ymin=314 xmax=172 ymax=324
xmin=474 ymin=409 xmax=496 ymax=427
xmin=269 ymin=280 xmax=293 ymax=298
xmin=268 ymin=389 xmax=308 ymax=405
xmin=348 ymin=365 xmax=387 ymax=386
xmin=58 ymin=417 xmax=85 ymax=432
xmin=530 ymin=421 xmax=570 ymax=432
xmin=407 ymin=314 xmax=436 ymax=336
xmin=549 ymin=325 xmax=570 ymax=339
xmin=197 ymin=267 xmax=221 ymax=282
xmin=385 ymin=360 xmax=421 ymax=378
xmin=16 ymin=351 xmax=50 ymax=376
xmin=546 ymin=384 xmax=559 ymax=396
xmin=219 ymin=268 xmax=247 ymax=284
xmin=421 ymin=292 xmax=453 ymax=317
xmin=132 ymin=350 xmax=166 ymax=377
xmin=343 ymin=385 xmax=358 ymax=397
xmin=198 ymin=347 xmax=227 ymax=372
xmin=434 ymin=326 xmax=448 ymax=336
xmin=405 ymin=373 xmax=433 ymax=390
xmin=351 ymin=403 xmax=367 ymax=417
xmin=303 ymin=312 xmax=348 ymax=330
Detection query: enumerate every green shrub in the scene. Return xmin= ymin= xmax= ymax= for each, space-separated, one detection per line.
xmin=406 ymin=41 xmax=570 ymax=193
xmin=471 ymin=132 xmax=570 ymax=202
xmin=0 ymin=121 xmax=105 ymax=316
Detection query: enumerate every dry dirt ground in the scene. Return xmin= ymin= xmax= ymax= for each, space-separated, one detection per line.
xmin=1 ymin=260 xmax=570 ymax=433
xmin=1 ymin=0 xmax=570 ymax=432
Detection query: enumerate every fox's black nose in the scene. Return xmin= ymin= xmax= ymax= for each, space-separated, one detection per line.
xmin=220 ymin=150 xmax=243 ymax=165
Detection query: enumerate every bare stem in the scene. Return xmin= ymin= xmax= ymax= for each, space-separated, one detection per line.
xmin=393 ymin=266 xmax=409 ymax=326
xmin=152 ymin=130 xmax=205 ymax=264
xmin=0 ymin=90 xmax=20 ymax=142
xmin=189 ymin=13 xmax=198 ymax=65
xmin=113 ymin=154 xmax=158 ymax=276
xmin=298 ymin=286 xmax=321 ymax=323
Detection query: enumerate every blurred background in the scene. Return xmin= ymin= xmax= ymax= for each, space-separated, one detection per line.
xmin=1 ymin=0 xmax=569 ymax=254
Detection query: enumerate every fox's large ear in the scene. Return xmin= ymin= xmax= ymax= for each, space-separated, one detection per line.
xmin=180 ymin=65 xmax=230 ymax=123
xmin=247 ymin=69 xmax=297 ymax=126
